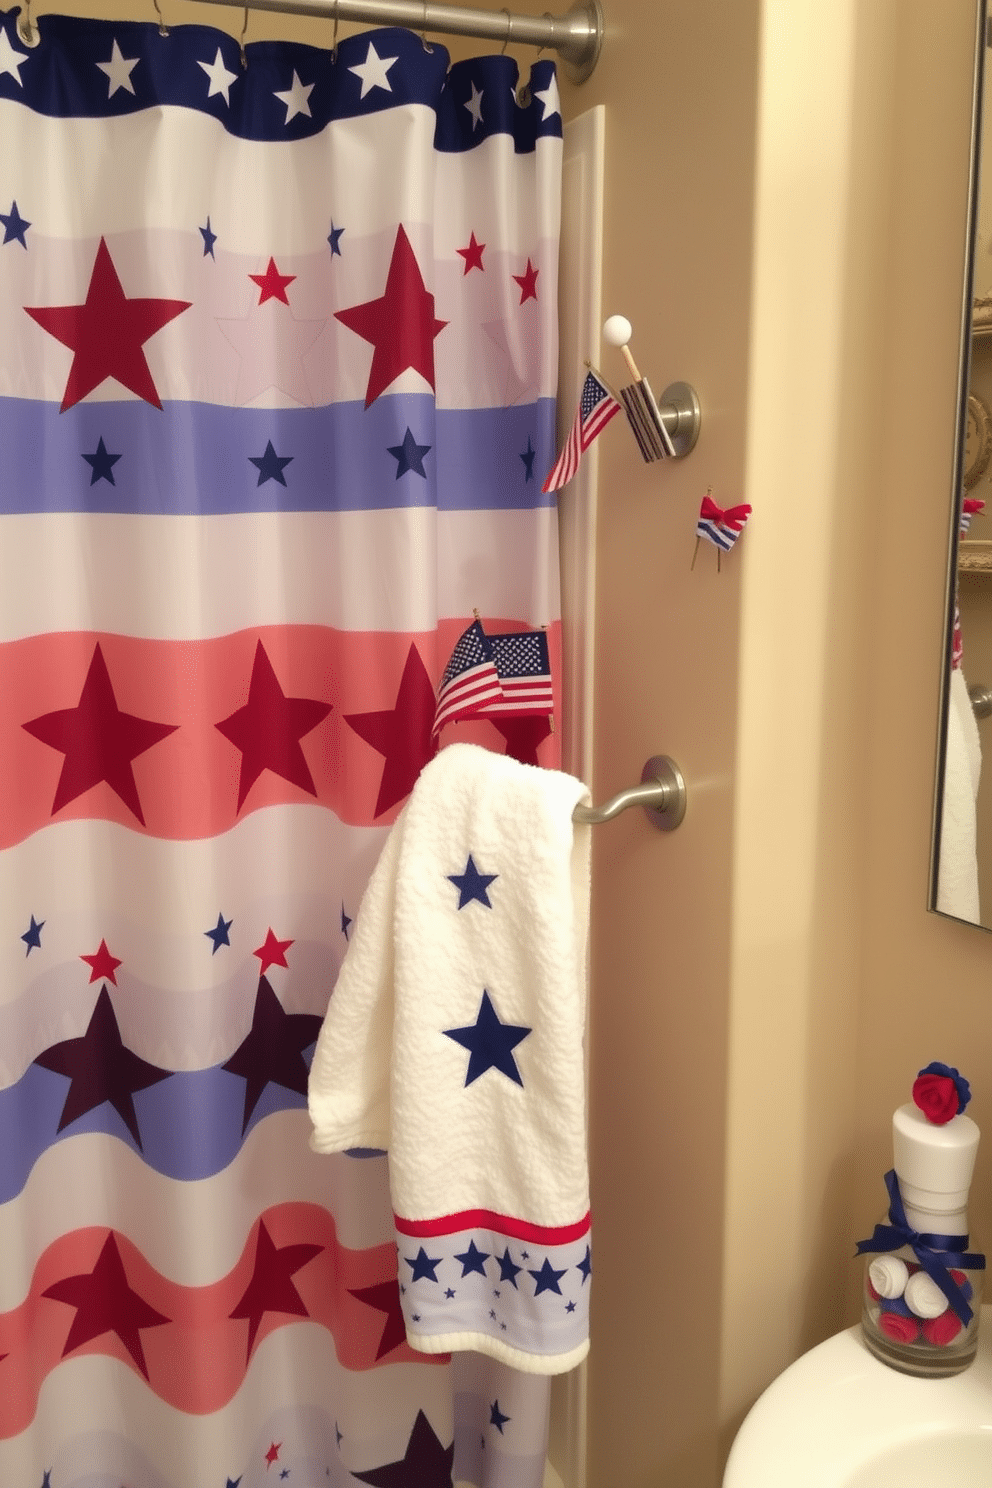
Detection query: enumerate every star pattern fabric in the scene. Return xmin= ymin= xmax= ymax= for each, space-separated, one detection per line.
xmin=205 ymin=912 xmax=233 ymax=953
xmin=327 ymin=221 xmax=344 ymax=255
xmin=464 ymin=82 xmax=483 ymax=129
xmin=21 ymin=915 xmax=44 ymax=954
xmin=492 ymin=714 xmax=553 ymax=766
xmin=81 ymin=938 xmax=122 ymax=984
xmin=446 ymin=855 xmax=497 ymax=909
xmin=454 ymin=1239 xmax=489 ymax=1276
xmin=253 ymin=927 xmax=293 ymax=974
xmin=348 ymin=41 xmax=397 ymax=99
xmin=248 ymin=440 xmax=293 ymax=487
xmin=222 ymin=973 xmax=322 ymax=1132
xmin=216 ymin=640 xmax=330 ymax=809
xmin=387 ymin=427 xmax=431 ymax=479
xmin=349 ymin=1279 xmax=407 ymax=1359
xmin=97 ymin=39 xmax=139 ymax=98
xmin=443 ymin=990 xmax=531 ymax=1087
xmin=456 ymin=232 xmax=485 ymax=273
xmin=274 ymin=70 xmax=313 ymax=123
xmin=335 ymin=225 xmax=447 ymax=408
xmin=218 ymin=302 xmax=325 ymax=406
xmin=197 ymin=46 xmax=238 ymax=104
xmin=520 ymin=436 xmax=536 ymax=481
xmin=512 ymin=258 xmax=539 ymax=304
xmin=344 ymin=643 xmax=437 ymax=816
xmin=0 ymin=26 xmax=28 ymax=83
xmin=404 ymin=1247 xmax=441 ymax=1283
xmin=528 ymin=1257 xmax=566 ymax=1296
xmin=353 ymin=1410 xmax=454 ymax=1488
xmin=489 ymin=1401 xmax=510 ymax=1434
xmin=249 ymin=257 xmax=295 ymax=306
xmin=82 ymin=435 xmax=122 ymax=486
xmin=24 ymin=237 xmax=191 ymax=411
xmin=43 ymin=1232 xmax=170 ymax=1378
xmin=200 ymin=217 xmax=218 ymax=257
xmin=229 ymin=1218 xmax=321 ymax=1358
xmin=23 ymin=642 xmax=179 ymax=825
xmin=1 ymin=199 xmax=30 ymax=247
xmin=34 ymin=985 xmax=172 ymax=1147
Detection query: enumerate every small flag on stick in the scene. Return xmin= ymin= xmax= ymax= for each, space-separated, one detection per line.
xmin=542 ymin=368 xmax=621 ymax=493
xmin=432 ymin=619 xmax=503 ymax=736
xmin=478 ymin=629 xmax=554 ymax=716
xmin=619 ymin=376 xmax=676 ymax=461
xmin=692 ymin=490 xmax=752 ymax=572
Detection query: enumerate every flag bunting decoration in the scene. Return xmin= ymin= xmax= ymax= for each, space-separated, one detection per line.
xmin=541 ymin=368 xmax=621 ymax=492
xmin=694 ymin=492 xmax=753 ymax=555
xmin=434 ymin=623 xmax=554 ymax=731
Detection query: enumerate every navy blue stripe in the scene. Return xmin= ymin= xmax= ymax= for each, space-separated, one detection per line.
xmin=0 ymin=395 xmax=556 ymax=513
xmin=0 ymin=10 xmax=561 ymax=150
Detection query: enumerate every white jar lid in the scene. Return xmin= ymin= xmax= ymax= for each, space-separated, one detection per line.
xmin=892 ymin=1103 xmax=980 ymax=1213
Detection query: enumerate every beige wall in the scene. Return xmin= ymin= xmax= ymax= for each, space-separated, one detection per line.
xmin=23 ymin=0 xmax=992 ymax=1481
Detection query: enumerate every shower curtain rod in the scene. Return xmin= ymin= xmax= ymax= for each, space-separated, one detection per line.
xmin=187 ymin=0 xmax=603 ymax=81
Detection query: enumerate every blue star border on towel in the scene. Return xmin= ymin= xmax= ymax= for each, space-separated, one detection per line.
xmin=308 ymin=742 xmax=593 ymax=1374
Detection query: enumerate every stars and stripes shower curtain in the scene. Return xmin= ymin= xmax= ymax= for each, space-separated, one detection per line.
xmin=0 ymin=7 xmax=564 ymax=1486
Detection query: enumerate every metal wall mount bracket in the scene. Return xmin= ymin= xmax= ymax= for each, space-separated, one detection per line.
xmin=572 ymin=755 xmax=687 ymax=831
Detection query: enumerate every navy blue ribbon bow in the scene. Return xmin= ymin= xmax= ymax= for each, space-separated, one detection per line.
xmin=855 ymin=1169 xmax=985 ymax=1326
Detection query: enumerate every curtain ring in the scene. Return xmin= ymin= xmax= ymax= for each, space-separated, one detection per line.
xmin=239 ymin=3 xmax=249 ymax=68
xmin=420 ymin=0 xmax=433 ymax=52
xmin=330 ymin=0 xmax=339 ymax=62
xmin=17 ymin=0 xmax=39 ymax=46
xmin=152 ymin=0 xmax=170 ymax=36
xmin=500 ymin=7 xmax=512 ymax=54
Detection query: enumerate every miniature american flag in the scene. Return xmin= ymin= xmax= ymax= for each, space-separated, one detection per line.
xmin=479 ymin=630 xmax=554 ymax=715
xmin=542 ymin=369 xmax=621 ymax=493
xmin=696 ymin=493 xmax=752 ymax=553
xmin=432 ymin=619 xmax=503 ymax=735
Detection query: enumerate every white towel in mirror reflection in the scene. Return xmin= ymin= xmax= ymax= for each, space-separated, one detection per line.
xmin=938 ymin=666 xmax=982 ymax=924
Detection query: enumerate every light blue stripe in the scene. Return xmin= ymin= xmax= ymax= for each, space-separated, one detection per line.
xmin=0 ymin=396 xmax=556 ymax=514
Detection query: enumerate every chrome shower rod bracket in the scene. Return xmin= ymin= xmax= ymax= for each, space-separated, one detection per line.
xmin=194 ymin=0 xmax=604 ymax=83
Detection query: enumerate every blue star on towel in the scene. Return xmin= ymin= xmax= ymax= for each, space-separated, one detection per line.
xmin=82 ymin=436 xmax=122 ymax=486
xmin=200 ymin=216 xmax=217 ymax=257
xmin=447 ymin=854 xmax=497 ymax=909
xmin=528 ymin=1257 xmax=566 ymax=1296
xmin=404 ymin=1246 xmax=443 ymax=1282
xmin=21 ymin=914 xmax=44 ymax=954
xmin=496 ymin=1247 xmax=522 ymax=1288
xmin=577 ymin=1244 xmax=592 ymax=1282
xmin=249 ymin=440 xmax=293 ymax=487
xmin=205 ymin=912 xmax=233 ymax=953
xmin=328 ymin=220 xmax=345 ymax=255
xmin=1 ymin=199 xmax=30 ymax=247
xmin=489 ymin=1401 xmax=510 ymax=1434
xmin=444 ymin=989 xmax=530 ymax=1087
xmin=341 ymin=903 xmax=352 ymax=938
xmin=454 ymin=1238 xmax=489 ymax=1276
xmin=388 ymin=427 xmax=431 ymax=479
xmin=520 ymin=435 xmax=535 ymax=482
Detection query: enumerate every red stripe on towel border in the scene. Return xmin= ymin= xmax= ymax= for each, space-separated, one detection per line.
xmin=393 ymin=1209 xmax=591 ymax=1245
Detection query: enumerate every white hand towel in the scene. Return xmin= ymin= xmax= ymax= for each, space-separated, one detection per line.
xmin=308 ymin=742 xmax=593 ymax=1374
xmin=936 ymin=666 xmax=982 ymax=924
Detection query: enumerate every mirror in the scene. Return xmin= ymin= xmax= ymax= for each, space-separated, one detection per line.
xmin=932 ymin=5 xmax=992 ymax=926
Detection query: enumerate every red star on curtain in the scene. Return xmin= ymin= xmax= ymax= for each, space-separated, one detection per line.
xmin=22 ymin=642 xmax=179 ymax=826
xmin=253 ymin=928 xmax=294 ymax=975
xmin=249 ymin=257 xmax=296 ymax=305
xmin=24 ymin=237 xmax=191 ymax=411
xmin=456 ymin=232 xmax=486 ymax=274
xmin=335 ymin=224 xmax=447 ymax=407
xmin=265 ymin=1443 xmax=282 ymax=1469
xmin=42 ymin=1232 xmax=170 ymax=1378
xmin=229 ymin=1218 xmax=322 ymax=1359
xmin=512 ymin=257 xmax=539 ymax=304
xmin=353 ymin=1410 xmax=454 ymax=1488
xmin=216 ymin=639 xmax=332 ymax=811
xmin=349 ymin=1279 xmax=408 ymax=1360
xmin=345 ymin=644 xmax=437 ymax=817
xmin=80 ymin=938 xmax=122 ymax=985
xmin=492 ymin=715 xmax=553 ymax=766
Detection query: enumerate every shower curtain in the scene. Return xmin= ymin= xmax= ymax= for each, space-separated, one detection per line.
xmin=0 ymin=8 xmax=564 ymax=1486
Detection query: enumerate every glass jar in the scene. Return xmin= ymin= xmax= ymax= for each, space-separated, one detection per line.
xmin=861 ymin=1235 xmax=984 ymax=1377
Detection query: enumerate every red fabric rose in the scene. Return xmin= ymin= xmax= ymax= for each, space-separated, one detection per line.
xmin=923 ymin=1312 xmax=963 ymax=1347
xmin=878 ymin=1312 xmax=920 ymax=1343
xmin=912 ymin=1074 xmax=960 ymax=1125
